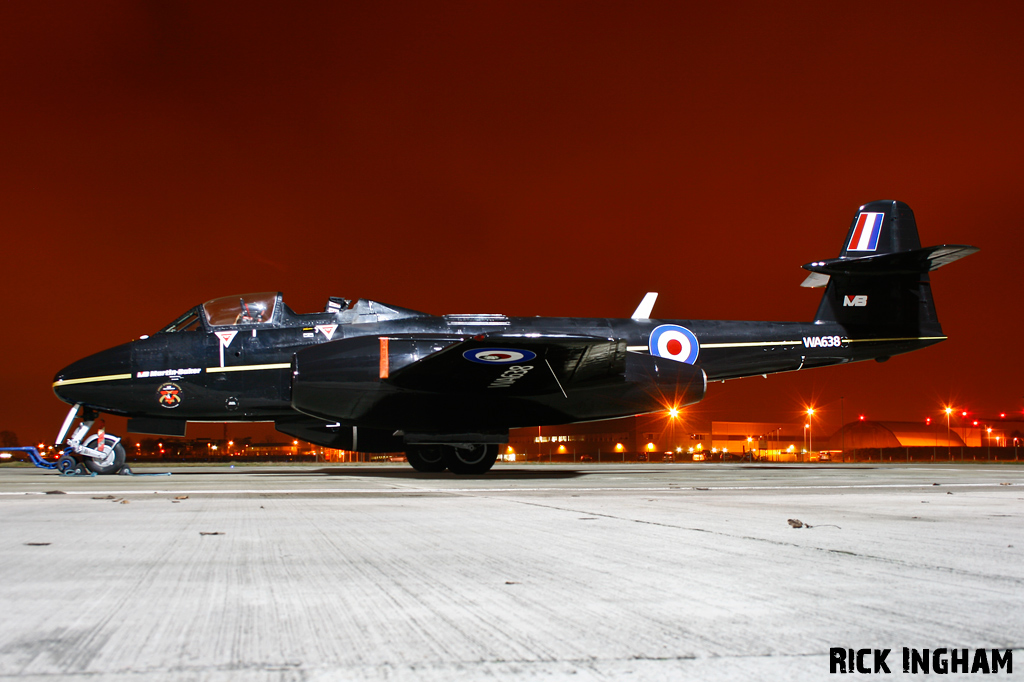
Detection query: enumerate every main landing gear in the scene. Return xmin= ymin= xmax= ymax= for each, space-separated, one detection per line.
xmin=404 ymin=443 xmax=499 ymax=475
xmin=53 ymin=404 xmax=129 ymax=475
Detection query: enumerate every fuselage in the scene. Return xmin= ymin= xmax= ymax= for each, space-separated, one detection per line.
xmin=52 ymin=293 xmax=943 ymax=439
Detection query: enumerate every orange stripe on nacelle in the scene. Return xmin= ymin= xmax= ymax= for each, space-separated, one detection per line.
xmin=379 ymin=337 xmax=389 ymax=379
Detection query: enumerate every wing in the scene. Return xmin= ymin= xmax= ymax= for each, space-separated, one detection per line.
xmin=386 ymin=333 xmax=628 ymax=395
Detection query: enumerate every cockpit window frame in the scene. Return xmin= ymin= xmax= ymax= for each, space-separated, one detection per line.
xmin=202 ymin=292 xmax=280 ymax=327
xmin=157 ymin=307 xmax=203 ymax=334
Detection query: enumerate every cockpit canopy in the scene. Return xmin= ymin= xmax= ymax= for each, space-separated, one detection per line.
xmin=157 ymin=292 xmax=428 ymax=334
xmin=203 ymin=292 xmax=278 ymax=327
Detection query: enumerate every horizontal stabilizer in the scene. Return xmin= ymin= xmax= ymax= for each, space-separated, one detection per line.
xmin=802 ymin=244 xmax=978 ymax=277
xmin=800 ymin=272 xmax=831 ymax=288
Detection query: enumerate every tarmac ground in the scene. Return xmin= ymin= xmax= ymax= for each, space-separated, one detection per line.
xmin=0 ymin=462 xmax=1021 ymax=681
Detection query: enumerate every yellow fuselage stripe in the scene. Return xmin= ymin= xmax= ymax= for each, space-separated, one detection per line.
xmin=53 ymin=373 xmax=132 ymax=387
xmin=846 ymin=336 xmax=947 ymax=343
xmin=700 ymin=341 xmax=802 ymax=348
xmin=205 ymin=363 xmax=291 ymax=373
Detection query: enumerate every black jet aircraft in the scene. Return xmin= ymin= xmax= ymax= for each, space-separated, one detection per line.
xmin=51 ymin=200 xmax=976 ymax=475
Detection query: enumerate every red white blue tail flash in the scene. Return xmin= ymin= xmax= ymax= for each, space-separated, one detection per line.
xmin=649 ymin=325 xmax=700 ymax=364
xmin=847 ymin=212 xmax=884 ymax=251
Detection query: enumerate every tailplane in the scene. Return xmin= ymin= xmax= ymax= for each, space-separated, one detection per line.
xmin=802 ymin=200 xmax=977 ymax=336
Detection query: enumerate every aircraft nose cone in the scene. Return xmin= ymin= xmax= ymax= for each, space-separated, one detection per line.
xmin=53 ymin=344 xmax=133 ymax=407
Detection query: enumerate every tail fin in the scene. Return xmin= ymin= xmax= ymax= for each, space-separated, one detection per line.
xmin=802 ymin=200 xmax=977 ymax=336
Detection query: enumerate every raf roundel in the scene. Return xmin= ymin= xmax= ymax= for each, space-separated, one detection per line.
xmin=648 ymin=325 xmax=700 ymax=365
xmin=463 ymin=348 xmax=537 ymax=364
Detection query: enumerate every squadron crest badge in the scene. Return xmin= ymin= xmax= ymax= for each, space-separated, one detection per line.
xmin=157 ymin=382 xmax=182 ymax=409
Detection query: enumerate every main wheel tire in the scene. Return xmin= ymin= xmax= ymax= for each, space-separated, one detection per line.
xmin=405 ymin=445 xmax=447 ymax=473
xmin=81 ymin=435 xmax=127 ymax=475
xmin=442 ymin=444 xmax=498 ymax=475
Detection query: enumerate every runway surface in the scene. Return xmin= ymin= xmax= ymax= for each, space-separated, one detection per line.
xmin=1 ymin=462 xmax=1021 ymax=680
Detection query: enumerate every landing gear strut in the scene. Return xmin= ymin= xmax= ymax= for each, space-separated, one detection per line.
xmin=54 ymin=404 xmax=129 ymax=475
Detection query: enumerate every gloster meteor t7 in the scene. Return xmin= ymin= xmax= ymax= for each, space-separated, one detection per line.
xmin=51 ymin=200 xmax=976 ymax=475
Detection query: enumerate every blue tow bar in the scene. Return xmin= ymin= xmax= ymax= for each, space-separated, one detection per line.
xmin=0 ymin=446 xmax=57 ymax=470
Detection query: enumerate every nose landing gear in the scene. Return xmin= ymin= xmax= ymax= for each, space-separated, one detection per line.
xmin=53 ymin=404 xmax=128 ymax=475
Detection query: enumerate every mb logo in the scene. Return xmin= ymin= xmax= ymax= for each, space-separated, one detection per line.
xmin=843 ymin=295 xmax=868 ymax=307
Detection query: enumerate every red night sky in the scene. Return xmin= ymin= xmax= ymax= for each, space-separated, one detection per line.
xmin=1 ymin=2 xmax=1022 ymax=444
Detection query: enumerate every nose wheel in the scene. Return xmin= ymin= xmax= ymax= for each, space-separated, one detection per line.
xmin=80 ymin=434 xmax=127 ymax=475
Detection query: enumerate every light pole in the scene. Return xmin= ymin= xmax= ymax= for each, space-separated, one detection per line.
xmin=806 ymin=407 xmax=815 ymax=456
xmin=944 ymin=407 xmax=953 ymax=460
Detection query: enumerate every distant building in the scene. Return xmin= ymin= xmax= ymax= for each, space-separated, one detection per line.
xmin=827 ymin=420 xmax=1020 ymax=450
xmin=508 ymin=415 xmax=815 ymax=461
